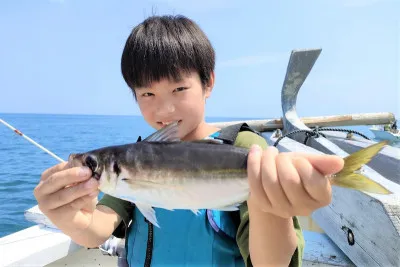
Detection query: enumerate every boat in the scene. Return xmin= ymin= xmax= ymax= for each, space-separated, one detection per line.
xmin=369 ymin=123 xmax=400 ymax=141
xmin=1 ymin=49 xmax=399 ymax=267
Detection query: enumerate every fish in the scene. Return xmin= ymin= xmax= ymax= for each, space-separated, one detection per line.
xmin=68 ymin=122 xmax=392 ymax=227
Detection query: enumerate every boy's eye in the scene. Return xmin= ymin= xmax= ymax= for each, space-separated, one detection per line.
xmin=174 ymin=87 xmax=187 ymax=93
xmin=141 ymin=92 xmax=154 ymax=97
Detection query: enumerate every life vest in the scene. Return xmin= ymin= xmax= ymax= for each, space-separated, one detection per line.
xmin=125 ymin=123 xmax=260 ymax=267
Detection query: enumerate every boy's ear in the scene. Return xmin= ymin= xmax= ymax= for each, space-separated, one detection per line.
xmin=204 ymin=72 xmax=215 ymax=98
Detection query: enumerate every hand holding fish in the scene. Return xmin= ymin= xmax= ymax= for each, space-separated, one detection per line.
xmin=246 ymin=145 xmax=343 ymax=218
xmin=33 ymin=163 xmax=99 ymax=232
xmin=246 ymin=140 xmax=392 ymax=219
xmin=245 ymin=142 xmax=391 ymax=266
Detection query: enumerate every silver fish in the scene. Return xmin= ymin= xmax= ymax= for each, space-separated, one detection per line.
xmin=68 ymin=122 xmax=391 ymax=227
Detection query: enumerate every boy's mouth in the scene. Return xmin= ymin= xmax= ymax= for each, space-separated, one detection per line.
xmin=157 ymin=120 xmax=182 ymax=127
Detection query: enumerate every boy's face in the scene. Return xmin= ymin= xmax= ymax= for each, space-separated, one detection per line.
xmin=134 ymin=71 xmax=213 ymax=140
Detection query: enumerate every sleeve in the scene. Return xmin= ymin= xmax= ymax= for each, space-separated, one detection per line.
xmin=233 ymin=131 xmax=305 ymax=267
xmin=97 ymin=193 xmax=135 ymax=238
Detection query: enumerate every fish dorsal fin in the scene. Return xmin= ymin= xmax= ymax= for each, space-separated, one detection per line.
xmin=143 ymin=121 xmax=181 ymax=142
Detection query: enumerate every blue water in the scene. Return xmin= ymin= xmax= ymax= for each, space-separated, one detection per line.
xmin=0 ymin=113 xmax=397 ymax=238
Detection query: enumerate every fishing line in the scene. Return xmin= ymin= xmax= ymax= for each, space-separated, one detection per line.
xmin=0 ymin=118 xmax=65 ymax=163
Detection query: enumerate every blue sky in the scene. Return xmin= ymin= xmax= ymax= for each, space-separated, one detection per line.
xmin=0 ymin=0 xmax=398 ymax=119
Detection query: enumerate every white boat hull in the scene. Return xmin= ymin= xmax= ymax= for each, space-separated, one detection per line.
xmin=0 ymin=224 xmax=354 ymax=267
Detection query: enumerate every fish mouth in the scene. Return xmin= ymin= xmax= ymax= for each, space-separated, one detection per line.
xmin=68 ymin=154 xmax=77 ymax=165
xmin=68 ymin=153 xmax=83 ymax=168
xmin=68 ymin=153 xmax=101 ymax=181
xmin=157 ymin=120 xmax=181 ymax=127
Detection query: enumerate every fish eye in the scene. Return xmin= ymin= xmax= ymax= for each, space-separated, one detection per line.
xmin=113 ymin=161 xmax=121 ymax=176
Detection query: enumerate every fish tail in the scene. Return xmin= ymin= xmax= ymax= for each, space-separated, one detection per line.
xmin=330 ymin=141 xmax=392 ymax=195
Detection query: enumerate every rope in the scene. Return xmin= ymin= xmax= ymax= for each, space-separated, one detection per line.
xmin=273 ymin=126 xmax=370 ymax=147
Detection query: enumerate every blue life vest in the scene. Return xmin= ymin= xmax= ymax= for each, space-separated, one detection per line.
xmin=126 ymin=208 xmax=244 ymax=266
xmin=125 ymin=123 xmax=258 ymax=267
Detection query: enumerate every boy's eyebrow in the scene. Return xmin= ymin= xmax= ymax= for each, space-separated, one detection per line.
xmin=173 ymin=76 xmax=184 ymax=83
xmin=134 ymin=84 xmax=156 ymax=90
xmin=134 ymin=74 xmax=189 ymax=90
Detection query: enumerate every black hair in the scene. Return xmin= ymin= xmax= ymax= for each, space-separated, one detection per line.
xmin=121 ymin=15 xmax=215 ymax=96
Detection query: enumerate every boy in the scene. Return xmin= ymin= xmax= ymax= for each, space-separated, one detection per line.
xmin=34 ymin=15 xmax=343 ymax=266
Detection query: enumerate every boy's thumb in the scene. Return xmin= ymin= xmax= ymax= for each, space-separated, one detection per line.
xmin=297 ymin=154 xmax=344 ymax=176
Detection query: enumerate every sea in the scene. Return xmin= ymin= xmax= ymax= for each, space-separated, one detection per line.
xmin=0 ymin=113 xmax=398 ymax=238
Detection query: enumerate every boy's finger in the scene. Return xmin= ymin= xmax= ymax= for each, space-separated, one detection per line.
xmin=305 ymin=155 xmax=344 ymax=176
xmin=44 ymin=179 xmax=98 ymax=210
xmin=247 ymin=145 xmax=271 ymax=209
xmin=38 ymin=167 xmax=92 ymax=196
xmin=276 ymin=153 xmax=317 ymax=214
xmin=70 ymin=193 xmax=99 ymax=211
xmin=260 ymin=147 xmax=291 ymax=214
xmin=292 ymin=157 xmax=332 ymax=207
xmin=82 ymin=195 xmax=99 ymax=212
xmin=40 ymin=162 xmax=69 ymax=181
xmin=290 ymin=153 xmax=344 ymax=176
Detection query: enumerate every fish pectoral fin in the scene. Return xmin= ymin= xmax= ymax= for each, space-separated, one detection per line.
xmin=119 ymin=195 xmax=136 ymax=203
xmin=331 ymin=173 xmax=392 ymax=195
xmin=191 ymin=209 xmax=201 ymax=215
xmin=143 ymin=121 xmax=181 ymax=142
xmin=215 ymin=204 xmax=240 ymax=211
xmin=135 ymin=202 xmax=160 ymax=228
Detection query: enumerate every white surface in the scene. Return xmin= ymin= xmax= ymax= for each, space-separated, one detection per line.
xmin=0 ymin=200 xmax=358 ymax=267
xmin=0 ymin=224 xmax=354 ymax=267
xmin=0 ymin=225 xmax=81 ymax=267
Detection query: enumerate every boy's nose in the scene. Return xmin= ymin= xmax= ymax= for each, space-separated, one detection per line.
xmin=156 ymin=102 xmax=175 ymax=115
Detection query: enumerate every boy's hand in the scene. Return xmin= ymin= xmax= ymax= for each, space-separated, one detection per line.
xmin=247 ymin=145 xmax=344 ymax=218
xmin=33 ymin=162 xmax=99 ymax=232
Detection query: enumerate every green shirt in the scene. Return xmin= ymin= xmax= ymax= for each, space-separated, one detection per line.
xmin=98 ymin=130 xmax=304 ymax=266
